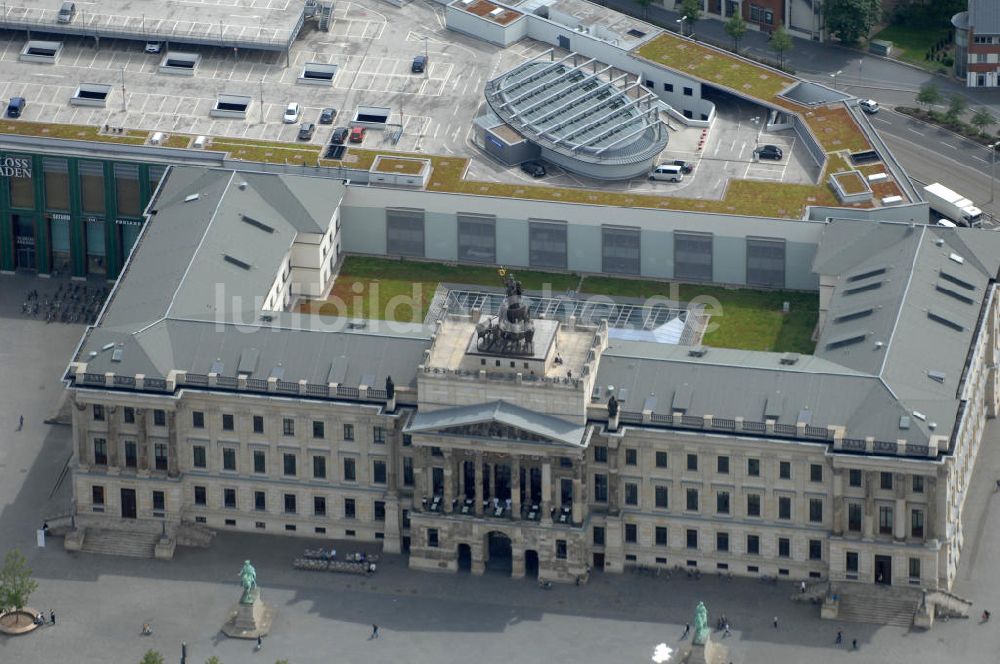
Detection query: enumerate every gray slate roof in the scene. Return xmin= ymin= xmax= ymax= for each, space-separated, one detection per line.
xmin=970 ymin=0 xmax=1000 ymax=35
xmin=405 ymin=400 xmax=588 ymax=446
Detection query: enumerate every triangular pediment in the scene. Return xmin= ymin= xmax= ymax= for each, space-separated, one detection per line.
xmin=405 ymin=400 xmax=586 ymax=447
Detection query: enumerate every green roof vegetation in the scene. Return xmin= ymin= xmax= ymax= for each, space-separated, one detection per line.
xmin=161 ymin=135 xmax=191 ymax=149
xmin=206 ymin=138 xmax=321 ymax=164
xmin=372 ymin=157 xmax=428 ymax=175
xmin=1 ymin=121 xmax=147 ymax=145
xmin=832 ymin=170 xmax=869 ymax=195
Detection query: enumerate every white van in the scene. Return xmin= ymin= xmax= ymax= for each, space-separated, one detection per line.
xmin=935 ymin=218 xmax=957 ymax=228
xmin=649 ymin=164 xmax=684 ymax=182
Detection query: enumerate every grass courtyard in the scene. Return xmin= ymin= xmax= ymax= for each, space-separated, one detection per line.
xmin=301 ymin=257 xmax=817 ymax=353
xmin=872 ymin=24 xmax=952 ymax=71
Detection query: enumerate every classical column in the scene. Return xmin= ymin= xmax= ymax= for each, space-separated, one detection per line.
xmin=107 ymin=406 xmax=120 ymax=468
xmin=862 ymin=471 xmax=875 ymax=539
xmin=926 ymin=476 xmax=938 ymax=541
xmin=832 ymin=468 xmax=844 ymax=536
xmin=443 ymin=451 xmax=454 ymax=512
xmin=166 ymin=410 xmax=179 ymax=477
xmin=457 ymin=457 xmax=465 ymax=499
xmin=137 ymin=409 xmax=149 ymax=473
xmin=541 ymin=462 xmax=552 ymax=519
xmin=511 ymin=456 xmax=521 ymax=519
xmin=894 ymin=496 xmax=906 ymax=540
xmin=474 ymin=452 xmax=484 ymax=516
xmin=72 ymin=402 xmax=89 ymax=468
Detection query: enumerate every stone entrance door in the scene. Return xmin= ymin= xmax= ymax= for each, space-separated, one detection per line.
xmin=120 ymin=488 xmax=137 ymax=519
xmin=457 ymin=543 xmax=472 ymax=572
xmin=875 ymin=555 xmax=892 ymax=585
xmin=524 ymin=549 xmax=539 ymax=579
xmin=485 ymin=531 xmax=512 ymax=575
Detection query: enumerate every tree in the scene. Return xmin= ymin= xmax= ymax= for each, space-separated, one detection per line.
xmin=0 ymin=549 xmax=38 ymax=613
xmin=946 ymin=93 xmax=967 ymax=123
xmin=724 ymin=13 xmax=748 ymax=53
xmin=916 ymin=82 xmax=941 ymax=111
xmin=679 ymin=0 xmax=701 ymax=36
xmin=973 ymin=107 xmax=996 ymax=135
xmin=634 ymin=0 xmax=652 ymax=20
xmin=139 ymin=651 xmax=164 ymax=664
xmin=825 ymin=0 xmax=881 ymax=44
xmin=769 ymin=26 xmax=793 ymax=69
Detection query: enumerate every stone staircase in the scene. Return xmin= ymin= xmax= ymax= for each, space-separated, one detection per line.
xmin=79 ymin=528 xmax=159 ymax=558
xmin=835 ymin=584 xmax=922 ymax=627
xmin=175 ymin=520 xmax=216 ymax=548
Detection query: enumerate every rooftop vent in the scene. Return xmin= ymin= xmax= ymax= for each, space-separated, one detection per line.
xmin=845 ymin=281 xmax=882 ymax=296
xmin=241 ymin=214 xmax=275 ymax=234
xmin=940 ymin=271 xmax=976 ymax=291
xmin=936 ymin=284 xmax=974 ymax=305
xmin=912 ymin=410 xmax=927 ymax=421
xmin=223 ymin=254 xmax=251 ymax=271
xmin=928 ymin=422 xmax=937 ymax=430
xmin=935 ymin=238 xmax=945 ymax=247
xmin=111 ymin=346 xmax=123 ymax=362
xmin=927 ymin=311 xmax=964 ymax=332
xmin=898 ymin=415 xmax=910 ymax=430
xmin=626 ymin=28 xmax=647 ymax=38
xmin=184 ymin=193 xmax=199 ymax=202
xmin=779 ymin=353 xmax=800 ymax=365
xmin=688 ymin=346 xmax=708 ymax=357
xmin=834 ymin=307 xmax=873 ymax=323
xmin=238 ymin=181 xmax=248 ymax=190
xmin=928 ymin=370 xmax=946 ymax=383
xmin=825 ymin=333 xmax=867 ymax=350
xmin=210 ymin=358 xmax=224 ymax=374
xmin=489 ymin=7 xmax=504 ymax=15
xmin=846 ymin=266 xmax=887 ymax=283
xmin=949 ymin=252 xmax=965 ymax=264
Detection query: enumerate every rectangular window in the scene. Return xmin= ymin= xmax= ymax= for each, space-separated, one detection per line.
xmin=92 ymin=485 xmax=105 ymax=505
xmin=747 ymin=458 xmax=760 ymax=477
xmin=343 ymin=424 xmax=355 ymax=441
xmin=224 ymin=488 xmax=237 ymax=509
xmin=655 ymin=526 xmax=668 ymax=546
xmin=655 ymin=451 xmax=668 ymax=468
xmin=686 ymin=528 xmax=698 ymax=549
xmin=594 ymin=474 xmax=608 ymax=502
xmin=222 ymin=413 xmax=234 ymax=431
xmin=848 ymin=503 xmax=862 ymax=531
xmin=153 ymin=410 xmax=166 ymax=427
xmin=846 ymin=551 xmax=859 ymax=573
xmin=717 ymin=456 xmax=730 ymax=474
xmin=93 ymin=404 xmax=105 ymax=421
xmin=912 ymin=476 xmax=924 ymax=493
xmin=154 ymin=443 xmax=168 ymax=471
xmin=314 ymin=496 xmax=327 ymax=517
xmin=716 ymin=491 xmax=730 ymax=515
xmin=193 ymin=445 xmax=206 ymax=469
xmin=373 ymin=460 xmax=387 ymax=484
xmin=747 ymin=493 xmax=761 ymax=517
xmin=778 ymin=537 xmax=790 ymax=558
xmin=880 ymin=472 xmax=893 ymax=490
xmin=879 ymin=505 xmax=893 ymax=534
xmin=556 ymin=539 xmax=568 ymax=559
xmin=810 ymin=464 xmax=823 ymax=483
xmin=593 ymin=526 xmax=606 ymax=546
xmin=253 ymin=415 xmax=264 ymax=434
xmin=682 ymin=86 xmax=693 ymax=96
xmin=687 ymin=454 xmax=698 ymax=471
xmin=625 ymin=523 xmax=637 ymax=543
xmin=601 ymin=226 xmax=641 ymax=275
xmin=809 ymin=539 xmax=822 ymax=561
xmin=192 ymin=411 xmax=204 ymax=429
xmin=716 ymin=532 xmax=729 ymax=552
xmin=124 ymin=441 xmax=137 ymax=468
xmin=113 ymin=163 xmax=142 ymax=216
xmin=849 ymin=469 xmax=862 ymax=487
xmin=44 ymin=157 xmax=70 ymax=211
xmin=624 ymin=482 xmax=638 ymax=506
xmin=402 ymin=434 xmax=412 ymax=447
xmin=809 ymin=498 xmax=823 ymax=523
xmin=909 ymin=557 xmax=921 ymax=579
xmin=403 ymin=457 xmax=414 ymax=486
xmin=779 ymin=461 xmax=791 ymax=480
xmin=747 ymin=534 xmax=760 ymax=555
xmin=282 ymin=418 xmax=295 ymax=436
xmin=152 ymin=490 xmax=165 ymax=512
xmin=312 ymin=420 xmax=325 ymax=439
xmin=374 ymin=500 xmax=386 ymax=521
xmin=284 ymin=493 xmax=297 ymax=514
xmin=778 ymin=496 xmax=791 ymax=520
xmin=746 ymin=237 xmax=786 ymax=288
xmin=593 ymin=445 xmax=608 ymax=463
xmin=528 ymin=219 xmax=568 ymax=269
xmin=655 ymin=485 xmax=669 ymax=508
xmin=911 ymin=509 xmax=924 ymax=538
xmin=283 ymin=453 xmax=297 ymax=477
xmin=457 ymin=214 xmax=496 ymax=264
xmin=663 ymin=82 xmax=673 ymax=92
xmin=253 ymin=450 xmax=266 ymax=474
xmin=123 ymin=407 xmax=135 ymax=424
xmin=674 ymin=231 xmax=713 ymax=281
xmin=194 ymin=485 xmax=206 ymax=506
xmin=313 ymin=456 xmax=327 ymax=479
xmin=93 ymin=438 xmax=108 ymax=465
xmin=373 ymin=426 xmax=386 ymax=444
xmin=343 ymin=457 xmax=357 ymax=481
xmin=222 ymin=448 xmax=236 ymax=471
xmin=344 ymin=498 xmax=356 ymax=519
xmin=254 ymin=491 xmax=266 ymax=511
xmin=428 ymin=528 xmax=439 ymax=548
xmin=686 ymin=488 xmax=699 ymax=511
xmin=8 ymin=154 xmax=34 ymax=208
xmin=386 ymin=208 xmax=425 ymax=257
xmin=625 ymin=448 xmax=637 ymax=466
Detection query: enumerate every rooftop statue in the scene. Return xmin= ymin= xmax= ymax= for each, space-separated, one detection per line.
xmin=475 ymin=267 xmax=535 ymax=356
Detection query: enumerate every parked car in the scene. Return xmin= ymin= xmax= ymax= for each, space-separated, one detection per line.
xmin=6 ymin=97 xmax=25 ymax=118
xmin=57 ymin=2 xmax=76 ymax=23
xmin=331 ymin=127 xmax=350 ymax=145
xmin=297 ymin=122 xmax=316 ymax=141
xmin=520 ymin=161 xmax=546 ymax=178
xmin=319 ymin=107 xmax=336 ymax=124
xmin=145 ymin=42 xmax=163 ymax=54
xmin=282 ymin=102 xmax=301 ymax=124
xmin=859 ymin=99 xmax=879 ymax=114
xmin=411 ymin=54 xmax=428 ymax=73
xmin=756 ymin=144 xmax=783 ymax=160
xmin=649 ymin=163 xmax=684 ymax=182
xmin=349 ymin=126 xmax=366 ymax=143
xmin=672 ymin=160 xmax=694 ymax=174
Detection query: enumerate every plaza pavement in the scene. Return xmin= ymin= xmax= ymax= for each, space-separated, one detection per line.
xmin=2 ymin=273 xmax=1000 ymax=664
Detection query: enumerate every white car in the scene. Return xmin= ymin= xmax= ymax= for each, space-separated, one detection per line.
xmin=859 ymin=99 xmax=879 ymax=114
xmin=144 ymin=42 xmax=162 ymax=54
xmin=282 ymin=102 xmax=301 ymax=124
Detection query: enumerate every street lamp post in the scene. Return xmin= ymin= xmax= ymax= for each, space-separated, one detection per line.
xmin=751 ymin=115 xmax=761 ymax=158
xmin=120 ymin=66 xmax=126 ymax=112
xmin=830 ymin=69 xmax=842 ymax=89
xmin=675 ymin=18 xmax=684 ymax=37
xmin=989 ymin=142 xmax=998 ymax=204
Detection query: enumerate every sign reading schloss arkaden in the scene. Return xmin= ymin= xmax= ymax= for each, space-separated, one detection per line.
xmin=0 ymin=157 xmax=31 ymax=178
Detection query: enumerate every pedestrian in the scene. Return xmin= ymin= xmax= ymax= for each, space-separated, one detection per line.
xmin=682 ymin=623 xmax=690 ymax=639
xmin=723 ymin=622 xmax=731 ymax=637
xmin=800 ymin=580 xmax=806 ymax=593
xmin=836 ymin=629 xmax=842 ymax=644
xmin=773 ymin=616 xmax=778 ymax=629
xmin=371 ymin=623 xmax=379 ymax=639
xmin=17 ymin=415 xmax=23 ymax=431
xmin=256 ymin=635 xmax=262 ymax=650
xmin=852 ymin=638 xmax=858 ymax=650
xmin=49 ymin=609 xmax=55 ymax=625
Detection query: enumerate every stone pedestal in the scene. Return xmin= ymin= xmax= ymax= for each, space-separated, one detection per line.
xmin=222 ymin=588 xmax=274 ymax=639
xmin=682 ymin=636 xmax=727 ymax=664
xmin=153 ymin=536 xmax=176 ymax=560
xmin=64 ymin=528 xmax=85 ymax=552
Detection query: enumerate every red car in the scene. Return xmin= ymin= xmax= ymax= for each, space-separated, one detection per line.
xmin=349 ymin=126 xmax=366 ymax=143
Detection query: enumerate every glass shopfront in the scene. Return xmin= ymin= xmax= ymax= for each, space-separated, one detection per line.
xmin=12 ymin=213 xmax=35 ymax=270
